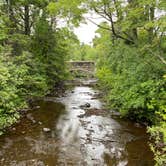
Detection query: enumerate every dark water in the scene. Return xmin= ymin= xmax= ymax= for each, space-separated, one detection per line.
xmin=0 ymin=82 xmax=154 ymax=166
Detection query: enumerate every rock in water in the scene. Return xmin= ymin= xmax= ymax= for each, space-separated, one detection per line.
xmin=26 ymin=113 xmax=36 ymax=124
xmin=35 ymin=106 xmax=40 ymax=109
xmin=85 ymin=103 xmax=91 ymax=108
xmin=80 ymin=103 xmax=91 ymax=109
xmin=43 ymin=128 xmax=51 ymax=132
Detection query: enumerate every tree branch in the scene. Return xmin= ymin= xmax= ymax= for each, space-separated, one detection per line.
xmin=86 ymin=18 xmax=111 ymax=31
xmin=92 ymin=4 xmax=135 ymax=44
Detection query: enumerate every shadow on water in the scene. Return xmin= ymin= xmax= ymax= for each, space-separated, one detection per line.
xmin=0 ymin=80 xmax=155 ymax=166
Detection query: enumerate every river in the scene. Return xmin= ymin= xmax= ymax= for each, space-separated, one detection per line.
xmin=0 ymin=79 xmax=154 ymax=166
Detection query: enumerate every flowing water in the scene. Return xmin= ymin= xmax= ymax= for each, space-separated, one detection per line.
xmin=0 ymin=79 xmax=154 ymax=166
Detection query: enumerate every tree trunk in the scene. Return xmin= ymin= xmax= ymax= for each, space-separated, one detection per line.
xmin=6 ymin=0 xmax=16 ymax=34
xmin=24 ymin=5 xmax=30 ymax=35
xmin=148 ymin=7 xmax=155 ymax=42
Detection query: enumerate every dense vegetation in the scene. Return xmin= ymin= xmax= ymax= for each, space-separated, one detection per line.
xmin=83 ymin=1 xmax=166 ymax=165
xmin=68 ymin=42 xmax=97 ymax=61
xmin=0 ymin=0 xmax=85 ymax=131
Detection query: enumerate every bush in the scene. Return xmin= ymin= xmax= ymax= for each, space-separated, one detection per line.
xmin=0 ymin=16 xmax=68 ymax=131
xmin=96 ymin=42 xmax=166 ymax=124
xmin=96 ymin=41 xmax=166 ymax=165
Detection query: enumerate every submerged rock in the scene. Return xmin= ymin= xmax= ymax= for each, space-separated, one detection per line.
xmin=134 ymin=123 xmax=142 ymax=128
xmin=12 ymin=127 xmax=16 ymax=131
xmin=78 ymin=108 xmax=108 ymax=118
xmin=21 ymin=108 xmax=30 ymax=114
xmin=110 ymin=111 xmax=121 ymax=116
xmin=35 ymin=106 xmax=40 ymax=109
xmin=38 ymin=121 xmax=42 ymax=125
xmin=26 ymin=113 xmax=36 ymax=124
xmin=43 ymin=128 xmax=51 ymax=132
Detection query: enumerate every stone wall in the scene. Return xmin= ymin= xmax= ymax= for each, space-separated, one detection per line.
xmin=67 ymin=61 xmax=95 ymax=77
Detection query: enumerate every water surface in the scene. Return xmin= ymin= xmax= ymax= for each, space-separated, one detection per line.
xmin=0 ymin=81 xmax=154 ymax=166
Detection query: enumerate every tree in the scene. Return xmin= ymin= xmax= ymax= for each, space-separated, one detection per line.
xmin=91 ymin=1 xmax=166 ymax=165
xmin=47 ymin=0 xmax=87 ymax=28
xmin=0 ymin=0 xmax=86 ymax=131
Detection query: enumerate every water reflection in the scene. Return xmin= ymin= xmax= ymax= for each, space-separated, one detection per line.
xmin=56 ymin=86 xmax=154 ymax=166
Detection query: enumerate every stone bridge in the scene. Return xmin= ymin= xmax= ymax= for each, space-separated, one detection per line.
xmin=67 ymin=61 xmax=95 ymax=78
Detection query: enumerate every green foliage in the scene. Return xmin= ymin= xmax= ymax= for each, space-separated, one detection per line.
xmin=92 ymin=0 xmax=166 ymax=161
xmin=96 ymin=40 xmax=166 ymax=164
xmin=0 ymin=53 xmax=25 ymax=129
xmin=0 ymin=47 xmax=53 ymax=129
xmin=47 ymin=0 xmax=86 ymax=26
xmin=0 ymin=0 xmax=81 ymax=130
xmin=68 ymin=43 xmax=97 ymax=61
xmin=148 ymin=122 xmax=166 ymax=166
xmin=97 ymin=41 xmax=165 ymax=123
xmin=31 ymin=16 xmax=67 ymax=85
xmin=96 ymin=66 xmax=112 ymax=90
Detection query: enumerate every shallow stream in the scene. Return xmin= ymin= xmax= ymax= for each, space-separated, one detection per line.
xmin=0 ymin=79 xmax=154 ymax=166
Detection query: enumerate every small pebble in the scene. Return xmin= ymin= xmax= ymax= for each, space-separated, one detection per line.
xmin=38 ymin=121 xmax=42 ymax=125
xmin=12 ymin=127 xmax=16 ymax=131
xmin=35 ymin=106 xmax=40 ymax=109
xmin=43 ymin=128 xmax=51 ymax=132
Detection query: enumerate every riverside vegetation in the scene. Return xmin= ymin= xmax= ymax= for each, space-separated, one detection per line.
xmin=0 ymin=0 xmax=166 ymax=165
xmin=69 ymin=1 xmax=166 ymax=165
xmin=0 ymin=0 xmax=84 ymax=131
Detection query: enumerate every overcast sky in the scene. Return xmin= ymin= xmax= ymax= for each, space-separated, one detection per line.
xmin=74 ymin=21 xmax=97 ymax=44
xmin=74 ymin=13 xmax=103 ymax=45
xmin=73 ymin=9 xmax=165 ymax=45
